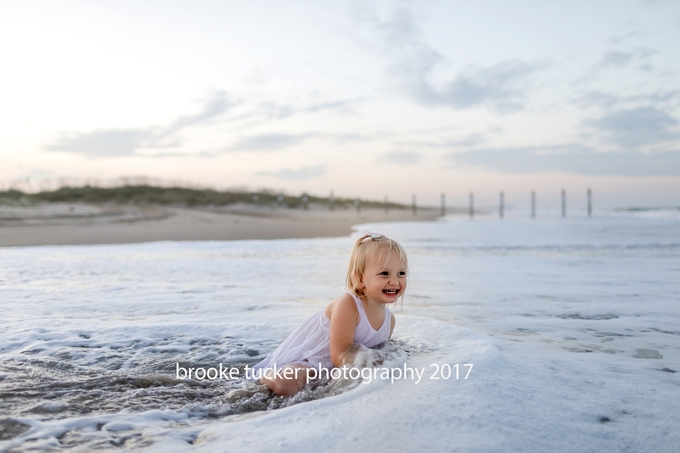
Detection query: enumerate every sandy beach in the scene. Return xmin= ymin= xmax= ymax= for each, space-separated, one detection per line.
xmin=0 ymin=202 xmax=441 ymax=247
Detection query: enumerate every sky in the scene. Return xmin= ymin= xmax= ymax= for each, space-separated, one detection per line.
xmin=1 ymin=0 xmax=679 ymax=209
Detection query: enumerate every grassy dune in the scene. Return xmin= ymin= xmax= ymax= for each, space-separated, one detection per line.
xmin=0 ymin=185 xmax=414 ymax=210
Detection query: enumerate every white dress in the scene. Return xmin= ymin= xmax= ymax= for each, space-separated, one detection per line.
xmin=252 ymin=293 xmax=392 ymax=373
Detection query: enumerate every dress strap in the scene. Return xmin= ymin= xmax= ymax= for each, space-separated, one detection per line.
xmin=380 ymin=306 xmax=391 ymax=333
xmin=348 ymin=292 xmax=388 ymax=333
xmin=348 ymin=292 xmax=366 ymax=316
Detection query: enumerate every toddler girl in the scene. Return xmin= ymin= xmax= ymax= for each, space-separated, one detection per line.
xmin=252 ymin=233 xmax=408 ymax=396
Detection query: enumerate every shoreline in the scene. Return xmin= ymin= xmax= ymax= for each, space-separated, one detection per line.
xmin=0 ymin=202 xmax=441 ymax=247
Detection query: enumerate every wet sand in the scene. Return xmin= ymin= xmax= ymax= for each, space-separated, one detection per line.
xmin=0 ymin=203 xmax=441 ymax=247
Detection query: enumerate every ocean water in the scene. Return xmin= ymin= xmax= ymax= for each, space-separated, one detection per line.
xmin=1 ymin=210 xmax=679 ymax=452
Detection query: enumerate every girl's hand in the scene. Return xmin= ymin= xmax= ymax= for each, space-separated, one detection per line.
xmin=338 ymin=342 xmax=366 ymax=366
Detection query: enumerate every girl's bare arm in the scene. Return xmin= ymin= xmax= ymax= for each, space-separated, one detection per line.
xmin=328 ymin=294 xmax=359 ymax=367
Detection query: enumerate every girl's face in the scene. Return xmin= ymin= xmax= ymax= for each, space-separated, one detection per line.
xmin=360 ymin=250 xmax=407 ymax=304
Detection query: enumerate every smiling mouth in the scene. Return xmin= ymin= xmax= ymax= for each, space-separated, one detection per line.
xmin=383 ymin=289 xmax=400 ymax=295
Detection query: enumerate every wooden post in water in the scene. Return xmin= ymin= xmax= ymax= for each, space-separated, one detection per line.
xmin=355 ymin=197 xmax=361 ymax=213
xmin=384 ymin=195 xmax=389 ymax=215
xmin=561 ymin=189 xmax=566 ymax=218
xmin=441 ymin=193 xmax=446 ymax=217
xmin=412 ymin=194 xmax=417 ymax=216
xmin=330 ymin=190 xmax=334 ymax=211
xmin=469 ymin=192 xmax=474 ymax=219
xmin=587 ymin=188 xmax=592 ymax=217
xmin=500 ymin=191 xmax=504 ymax=219
xmin=531 ymin=190 xmax=536 ymax=218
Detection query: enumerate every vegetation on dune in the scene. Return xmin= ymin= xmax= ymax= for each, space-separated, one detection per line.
xmin=0 ymin=185 xmax=414 ymax=210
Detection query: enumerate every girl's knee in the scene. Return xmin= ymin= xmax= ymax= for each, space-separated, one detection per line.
xmin=264 ymin=366 xmax=308 ymax=396
xmin=273 ymin=378 xmax=305 ymax=396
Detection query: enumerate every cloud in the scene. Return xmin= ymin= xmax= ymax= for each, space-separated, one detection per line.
xmin=256 ymin=164 xmax=328 ymax=180
xmin=447 ymin=144 xmax=680 ymax=176
xmin=163 ymin=91 xmax=234 ymax=135
xmin=446 ymin=133 xmax=487 ymax=148
xmin=228 ymin=133 xmax=313 ymax=152
xmin=44 ymin=91 xmax=233 ymax=157
xmin=432 ymin=61 xmax=548 ymax=113
xmin=380 ymin=151 xmax=422 ymax=164
xmin=269 ymin=98 xmax=365 ymax=120
xmin=574 ymin=90 xmax=680 ymax=109
xmin=600 ymin=51 xmax=635 ymax=67
xmin=584 ymin=107 xmax=680 ymax=149
xmin=325 ymin=133 xmax=379 ymax=144
xmin=641 ymin=0 xmax=678 ymax=5
xmin=361 ymin=5 xmax=547 ymax=112
xmin=598 ymin=49 xmax=655 ymax=68
xmin=253 ymin=97 xmax=365 ymax=122
xmin=303 ymin=99 xmax=360 ymax=114
xmin=392 ymin=133 xmax=488 ymax=151
xmin=44 ymin=129 xmax=154 ymax=157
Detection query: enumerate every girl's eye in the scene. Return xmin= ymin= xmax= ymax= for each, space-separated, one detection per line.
xmin=398 ymin=272 xmax=406 ymax=277
xmin=379 ymin=271 xmax=389 ymax=276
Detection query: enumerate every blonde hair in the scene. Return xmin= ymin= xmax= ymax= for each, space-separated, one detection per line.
xmin=346 ymin=233 xmax=408 ymax=300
